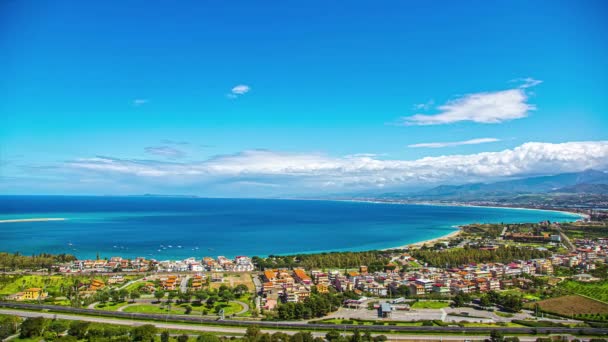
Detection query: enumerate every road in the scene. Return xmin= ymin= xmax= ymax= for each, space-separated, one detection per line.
xmin=180 ymin=276 xmax=190 ymax=293
xmin=1 ymin=302 xmax=607 ymax=337
xmin=0 ymin=308 xmax=565 ymax=341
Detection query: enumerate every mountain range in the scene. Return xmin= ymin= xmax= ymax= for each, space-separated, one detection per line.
xmin=377 ymin=169 xmax=608 ymax=201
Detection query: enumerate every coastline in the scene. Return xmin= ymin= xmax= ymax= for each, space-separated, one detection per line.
xmin=328 ymin=198 xmax=587 ymax=221
xmin=384 ymin=226 xmax=463 ymax=251
xmin=331 ymin=198 xmax=585 ymax=251
xmin=0 ymin=218 xmax=66 ymax=224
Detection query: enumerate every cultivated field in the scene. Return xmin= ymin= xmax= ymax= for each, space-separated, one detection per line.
xmin=536 ymin=295 xmax=608 ymax=320
xmin=559 ymin=280 xmax=608 ymax=302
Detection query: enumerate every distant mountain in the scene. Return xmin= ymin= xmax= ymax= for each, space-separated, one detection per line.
xmin=400 ymin=169 xmax=608 ymax=200
xmin=551 ymin=183 xmax=608 ymax=195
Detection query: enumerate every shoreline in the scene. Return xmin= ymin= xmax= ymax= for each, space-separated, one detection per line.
xmin=0 ymin=218 xmax=66 ymax=224
xmin=383 ymin=226 xmax=463 ymax=251
xmin=326 ymin=198 xmax=587 ymax=220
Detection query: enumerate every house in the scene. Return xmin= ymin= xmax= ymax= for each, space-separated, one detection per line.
xmin=293 ymin=269 xmax=312 ymax=285
xmin=89 ymin=279 xmax=105 ymax=291
xmin=316 ymin=283 xmax=330 ymax=294
xmin=432 ymin=284 xmax=450 ymax=296
xmin=16 ymin=288 xmax=47 ymax=301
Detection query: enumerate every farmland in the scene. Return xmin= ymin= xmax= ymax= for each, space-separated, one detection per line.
xmin=559 ymin=280 xmax=608 ymax=302
xmin=535 ymin=295 xmax=608 ymax=321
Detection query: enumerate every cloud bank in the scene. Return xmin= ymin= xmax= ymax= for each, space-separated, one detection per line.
xmin=401 ymin=79 xmax=541 ymax=125
xmin=409 ymin=138 xmax=500 ymax=148
xmin=67 ymin=141 xmax=608 ymax=192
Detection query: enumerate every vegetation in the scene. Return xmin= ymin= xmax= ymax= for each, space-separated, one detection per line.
xmin=561 ymin=221 xmax=608 ymax=240
xmin=534 ymin=295 xmax=608 ymax=321
xmin=271 ymin=292 xmax=358 ymax=320
xmin=0 ymin=252 xmax=76 ymax=272
xmin=252 ymin=251 xmax=393 ymax=272
xmin=410 ymin=301 xmax=449 ymax=309
xmin=411 ymin=246 xmax=550 ymax=267
xmin=559 ymin=280 xmax=608 ymax=302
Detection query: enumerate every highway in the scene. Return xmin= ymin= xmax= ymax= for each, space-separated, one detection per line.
xmin=0 ymin=308 xmax=572 ymax=342
xmin=0 ymin=302 xmax=607 ymax=338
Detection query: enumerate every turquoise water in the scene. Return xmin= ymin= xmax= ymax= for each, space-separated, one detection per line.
xmin=0 ymin=196 xmax=580 ymax=260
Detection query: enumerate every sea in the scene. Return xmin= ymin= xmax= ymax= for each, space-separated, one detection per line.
xmin=0 ymin=195 xmax=581 ymax=260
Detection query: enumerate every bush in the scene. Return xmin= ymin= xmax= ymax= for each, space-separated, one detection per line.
xmin=20 ymin=317 xmax=47 ymax=338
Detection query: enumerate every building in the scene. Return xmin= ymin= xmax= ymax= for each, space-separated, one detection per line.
xmin=378 ymin=303 xmax=392 ymax=318
xmin=15 ymin=288 xmax=47 ymax=301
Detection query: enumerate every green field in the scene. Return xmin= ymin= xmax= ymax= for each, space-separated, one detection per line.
xmin=410 ymin=301 xmax=450 ymax=309
xmin=123 ymin=304 xmax=186 ymax=315
xmin=95 ymin=301 xmax=129 ymax=311
xmin=0 ymin=275 xmax=97 ymax=296
xmin=121 ymin=301 xmax=244 ymax=316
xmin=559 ymin=280 xmax=608 ymax=302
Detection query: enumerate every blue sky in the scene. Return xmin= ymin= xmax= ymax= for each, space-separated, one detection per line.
xmin=1 ymin=0 xmax=607 ymax=196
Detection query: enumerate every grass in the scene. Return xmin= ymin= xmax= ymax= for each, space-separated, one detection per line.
xmin=120 ymin=301 xmax=244 ymax=316
xmin=95 ymin=301 xmax=129 ymax=311
xmin=0 ymin=274 xmax=110 ymax=297
xmin=410 ymin=301 xmax=450 ymax=309
xmin=495 ymin=311 xmax=514 ymax=318
xmin=123 ymin=304 xmax=186 ymax=315
xmin=534 ymin=294 xmax=608 ymax=320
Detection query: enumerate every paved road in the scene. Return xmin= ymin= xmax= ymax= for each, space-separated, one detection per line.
xmin=2 ymin=302 xmax=606 ymax=337
xmin=0 ymin=308 xmax=557 ymax=341
xmin=180 ymin=276 xmax=190 ymax=294
xmin=233 ymin=300 xmax=249 ymax=315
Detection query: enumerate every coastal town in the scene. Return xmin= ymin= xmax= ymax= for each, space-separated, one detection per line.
xmin=2 ymin=215 xmax=608 ymax=342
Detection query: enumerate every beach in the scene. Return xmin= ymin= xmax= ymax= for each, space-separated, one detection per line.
xmin=0 ymin=218 xmax=66 ymax=224
xmin=387 ymin=226 xmax=463 ymax=250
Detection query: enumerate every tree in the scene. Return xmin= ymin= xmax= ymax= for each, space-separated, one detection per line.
xmin=453 ymin=291 xmax=471 ymax=307
xmin=350 ymin=329 xmax=362 ymax=342
xmin=0 ymin=315 xmax=20 ymax=339
xmin=130 ymin=290 xmax=141 ymax=303
xmin=197 ymin=333 xmax=221 ymax=342
xmin=245 ymin=325 xmax=261 ymax=341
xmin=490 ymin=329 xmax=504 ymax=342
xmin=155 ymin=290 xmax=166 ymax=302
xmin=184 ymin=305 xmax=193 ymax=314
xmin=68 ymin=321 xmax=89 ymax=339
xmin=234 ymin=284 xmax=249 ymax=296
xmin=177 ymin=334 xmax=189 ymax=342
xmin=479 ymin=295 xmax=492 ymax=309
xmin=20 ymin=317 xmax=46 ymax=338
xmin=131 ymin=324 xmax=157 ymax=342
xmin=326 ymin=330 xmax=341 ymax=342
xmin=48 ymin=319 xmax=69 ymax=334
xmin=161 ymin=331 xmax=171 ymax=342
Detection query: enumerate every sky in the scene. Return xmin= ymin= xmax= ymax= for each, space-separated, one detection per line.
xmin=1 ymin=0 xmax=607 ymax=197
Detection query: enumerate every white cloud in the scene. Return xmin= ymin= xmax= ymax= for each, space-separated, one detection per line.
xmin=144 ymin=146 xmax=186 ymax=159
xmin=408 ymin=138 xmax=500 ymax=148
xmin=514 ymin=77 xmax=543 ymax=89
xmin=229 ymin=84 xmax=250 ymax=97
xmin=133 ymin=99 xmax=148 ymax=106
xmin=401 ymin=80 xmax=541 ymax=125
xmin=67 ymin=141 xmax=608 ymax=191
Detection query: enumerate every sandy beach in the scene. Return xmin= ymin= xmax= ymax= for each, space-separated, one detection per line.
xmin=0 ymin=218 xmax=66 ymax=224
xmin=385 ymin=226 xmax=463 ymax=250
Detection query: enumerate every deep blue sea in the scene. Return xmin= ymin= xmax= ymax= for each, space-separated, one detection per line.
xmin=0 ymin=196 xmax=581 ymax=260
